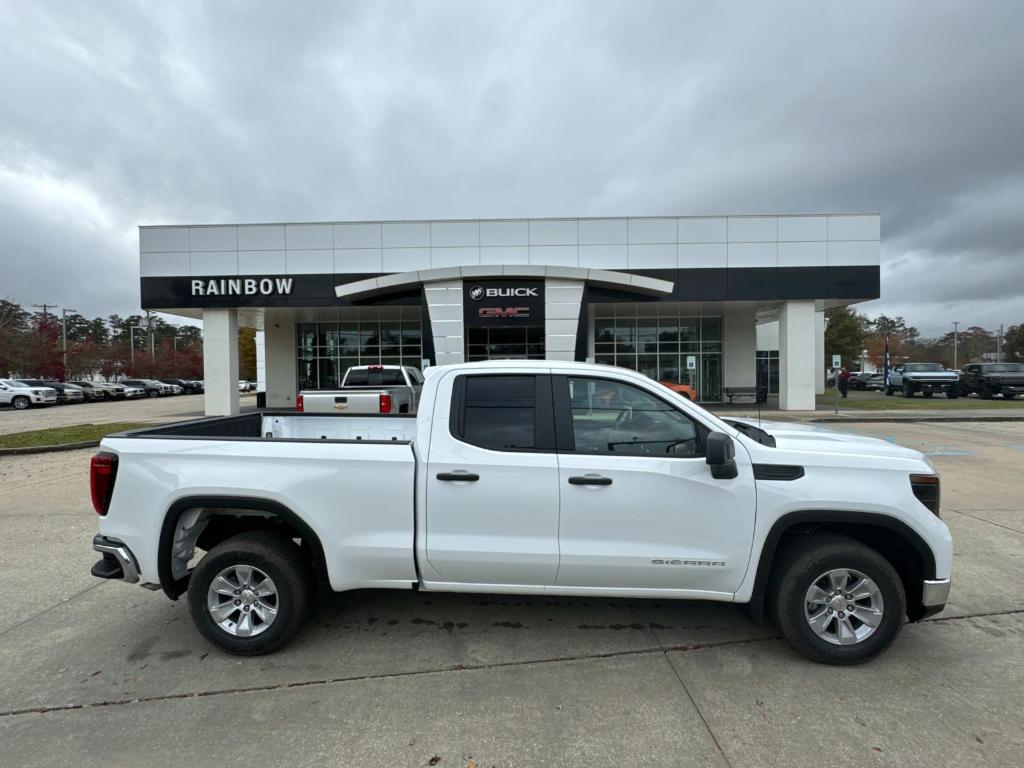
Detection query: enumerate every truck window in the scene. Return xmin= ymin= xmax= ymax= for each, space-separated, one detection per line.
xmin=567 ymin=377 xmax=703 ymax=457
xmin=451 ymin=375 xmax=553 ymax=451
xmin=344 ymin=368 xmax=405 ymax=386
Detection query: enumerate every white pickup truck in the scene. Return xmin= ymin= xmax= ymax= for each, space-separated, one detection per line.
xmin=298 ymin=364 xmax=424 ymax=414
xmin=89 ymin=360 xmax=952 ymax=664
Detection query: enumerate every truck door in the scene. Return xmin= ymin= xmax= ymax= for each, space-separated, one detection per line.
xmin=552 ymin=374 xmax=756 ymax=594
xmin=424 ymin=372 xmax=560 ymax=585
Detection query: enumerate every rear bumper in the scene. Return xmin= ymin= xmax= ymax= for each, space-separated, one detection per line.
xmin=917 ymin=577 xmax=951 ymax=619
xmin=91 ymin=535 xmax=140 ymax=583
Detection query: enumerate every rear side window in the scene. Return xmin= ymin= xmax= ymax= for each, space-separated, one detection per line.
xmin=450 ymin=375 xmax=554 ymax=451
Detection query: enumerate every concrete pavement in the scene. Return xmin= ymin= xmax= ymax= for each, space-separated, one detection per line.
xmin=1 ymin=422 xmax=1022 ymax=766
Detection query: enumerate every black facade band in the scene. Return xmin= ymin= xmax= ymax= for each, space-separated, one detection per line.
xmin=140 ymin=266 xmax=880 ymax=310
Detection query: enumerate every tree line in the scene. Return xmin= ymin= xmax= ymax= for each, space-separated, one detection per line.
xmin=0 ymin=299 xmax=205 ymax=381
xmin=824 ymin=306 xmax=1024 ymax=371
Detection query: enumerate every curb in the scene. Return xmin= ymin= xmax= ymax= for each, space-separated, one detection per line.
xmin=0 ymin=440 xmax=101 ymax=456
xmin=809 ymin=415 xmax=1024 ymax=424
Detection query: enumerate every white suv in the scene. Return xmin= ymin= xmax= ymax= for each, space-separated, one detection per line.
xmin=0 ymin=379 xmax=57 ymax=409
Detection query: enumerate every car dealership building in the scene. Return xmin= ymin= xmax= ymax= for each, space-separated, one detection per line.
xmin=138 ymin=214 xmax=880 ymax=414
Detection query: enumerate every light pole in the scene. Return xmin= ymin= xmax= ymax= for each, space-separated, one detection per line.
xmin=173 ymin=334 xmax=185 ymax=376
xmin=130 ymin=324 xmax=148 ymax=367
xmin=60 ymin=308 xmax=77 ymax=376
xmin=952 ymin=321 xmax=960 ymax=369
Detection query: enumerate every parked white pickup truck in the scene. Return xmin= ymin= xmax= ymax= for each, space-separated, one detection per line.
xmin=89 ymin=360 xmax=952 ymax=664
xmin=298 ymin=364 xmax=424 ymax=414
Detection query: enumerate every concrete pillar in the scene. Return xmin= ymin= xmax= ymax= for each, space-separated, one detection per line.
xmin=544 ymin=278 xmax=585 ymax=361
xmin=779 ymin=300 xmax=816 ymax=411
xmin=723 ymin=308 xmax=757 ymax=389
xmin=264 ymin=309 xmax=297 ymax=408
xmin=425 ymin=280 xmax=464 ymax=366
xmin=815 ymin=309 xmax=826 ymax=395
xmin=202 ymin=308 xmax=239 ymax=416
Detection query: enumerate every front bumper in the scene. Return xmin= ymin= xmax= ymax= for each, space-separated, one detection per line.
xmin=908 ymin=379 xmax=958 ymax=392
xmin=918 ymin=577 xmax=951 ymax=619
xmin=91 ymin=535 xmax=140 ymax=583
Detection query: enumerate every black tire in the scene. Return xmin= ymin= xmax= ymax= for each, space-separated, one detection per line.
xmin=771 ymin=534 xmax=906 ymax=665
xmin=1005 ymin=393 xmax=1017 ymax=399
xmin=147 ymin=389 xmax=159 ymax=398
xmin=980 ymin=383 xmax=994 ymax=400
xmin=188 ymin=531 xmax=314 ymax=655
xmin=903 ymin=384 xmax=914 ymax=398
xmin=12 ymin=395 xmax=30 ymax=410
xmin=884 ymin=384 xmax=893 ymax=396
xmin=922 ymin=391 xmax=933 ymax=398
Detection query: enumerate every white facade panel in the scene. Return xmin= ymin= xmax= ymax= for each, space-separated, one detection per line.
xmin=285 ymin=223 xmax=333 ymax=250
xmin=779 ymin=241 xmax=827 ymax=267
xmin=190 ymin=251 xmax=238 ymax=276
xmin=189 ymin=226 xmax=237 ymax=252
xmin=140 ymin=227 xmax=189 ymax=253
xmin=828 ymin=240 xmax=880 ymax=266
xmin=677 ymin=242 xmax=727 ymax=268
xmin=677 ymin=217 xmax=726 ymax=243
xmin=334 ymin=248 xmax=383 ymax=273
xmin=627 ymin=217 xmax=676 ymax=244
xmin=430 ymin=221 xmax=479 ymax=247
xmin=529 ymin=219 xmax=577 ymax=245
xmin=480 ymin=245 xmax=529 ymax=264
xmin=383 ymin=247 xmax=430 ymax=272
xmin=579 ymin=218 xmax=626 ymax=245
xmin=383 ymin=221 xmax=430 ymax=248
xmin=627 ymin=242 xmax=675 ymax=268
xmin=828 ymin=215 xmax=880 ymax=241
xmin=286 ymin=249 xmax=333 ymax=274
xmin=333 ymin=223 xmax=382 ymax=249
xmin=238 ymin=224 xmax=286 ymax=250
xmin=579 ymin=244 xmax=628 ymax=269
xmin=779 ymin=216 xmax=827 ymax=242
xmin=140 ymin=251 xmax=190 ymax=277
xmin=431 ymin=246 xmax=480 ymax=268
xmin=529 ymin=245 xmax=578 ymax=266
xmin=727 ymin=242 xmax=777 ymax=268
xmin=480 ymin=220 xmax=528 ymax=246
xmin=238 ymin=250 xmax=287 ymax=275
xmin=728 ymin=216 xmax=778 ymax=242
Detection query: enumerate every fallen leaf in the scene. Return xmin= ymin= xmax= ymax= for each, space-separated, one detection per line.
xmin=428 ymin=756 xmax=441 ymax=766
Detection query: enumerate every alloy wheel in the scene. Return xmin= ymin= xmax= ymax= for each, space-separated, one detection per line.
xmin=206 ymin=564 xmax=279 ymax=638
xmin=803 ymin=568 xmax=884 ymax=646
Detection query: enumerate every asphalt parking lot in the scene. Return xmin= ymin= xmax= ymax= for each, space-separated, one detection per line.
xmin=1 ymin=420 xmax=1022 ymax=767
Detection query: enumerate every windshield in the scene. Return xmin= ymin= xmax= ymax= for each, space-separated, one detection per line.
xmin=904 ymin=363 xmax=944 ymax=372
xmin=982 ymin=364 xmax=1024 ymax=372
xmin=344 ymin=368 xmax=406 ymax=386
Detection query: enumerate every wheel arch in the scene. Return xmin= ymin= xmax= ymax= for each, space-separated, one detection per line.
xmin=158 ymin=495 xmax=328 ymax=600
xmin=745 ymin=511 xmax=937 ymax=626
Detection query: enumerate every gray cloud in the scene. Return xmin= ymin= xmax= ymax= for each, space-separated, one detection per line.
xmin=1 ymin=0 xmax=1022 ymax=335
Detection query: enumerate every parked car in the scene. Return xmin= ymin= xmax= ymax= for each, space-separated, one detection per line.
xmin=864 ymin=373 xmax=886 ymax=391
xmin=0 ymin=379 xmax=57 ymax=409
xmin=959 ymin=363 xmax=1024 ymax=399
xmin=298 ymin=365 xmax=424 ymax=414
xmin=118 ymin=383 xmax=147 ymax=399
xmin=17 ymin=379 xmax=85 ymax=404
xmin=120 ymin=379 xmax=165 ymax=398
xmin=658 ymin=380 xmax=699 ymax=400
xmin=90 ymin=360 xmax=951 ymax=664
xmin=849 ymin=372 xmax=875 ymax=391
xmin=67 ymin=381 xmax=104 ymax=401
xmin=161 ymin=378 xmax=201 ymax=394
xmin=238 ymin=380 xmax=256 ymax=392
xmin=885 ymin=363 xmax=961 ymax=398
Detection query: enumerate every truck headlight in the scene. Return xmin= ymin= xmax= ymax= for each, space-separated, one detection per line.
xmin=910 ymin=473 xmax=941 ymax=517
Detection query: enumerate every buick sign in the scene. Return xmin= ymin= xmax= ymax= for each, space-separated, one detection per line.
xmin=470 ymin=285 xmax=485 ymax=301
xmin=463 ymin=279 xmax=544 ymax=327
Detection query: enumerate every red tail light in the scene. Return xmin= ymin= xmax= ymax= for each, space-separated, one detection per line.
xmin=90 ymin=452 xmax=118 ymax=515
xmin=379 ymin=393 xmax=392 ymax=413
xmin=296 ymin=393 xmax=304 ymax=412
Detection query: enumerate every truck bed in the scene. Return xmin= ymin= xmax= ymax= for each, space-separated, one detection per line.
xmin=117 ymin=411 xmax=418 ymax=443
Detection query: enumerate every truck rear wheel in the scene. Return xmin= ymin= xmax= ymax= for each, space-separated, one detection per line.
xmin=187 ymin=531 xmax=313 ymax=655
xmin=903 ymin=384 xmax=915 ymax=398
xmin=771 ymin=535 xmax=905 ymax=664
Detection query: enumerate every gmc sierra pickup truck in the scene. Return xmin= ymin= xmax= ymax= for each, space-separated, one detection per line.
xmin=89 ymin=360 xmax=952 ymax=665
xmin=298 ymin=364 xmax=424 ymax=414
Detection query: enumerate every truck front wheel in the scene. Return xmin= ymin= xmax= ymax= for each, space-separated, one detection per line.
xmin=187 ymin=531 xmax=314 ymax=655
xmin=771 ymin=535 xmax=905 ymax=664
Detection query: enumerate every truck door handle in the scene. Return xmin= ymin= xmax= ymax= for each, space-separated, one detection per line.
xmin=568 ymin=474 xmax=612 ymax=486
xmin=436 ymin=471 xmax=480 ymax=482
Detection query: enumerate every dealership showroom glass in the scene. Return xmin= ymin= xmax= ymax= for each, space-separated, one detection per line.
xmin=138 ymin=214 xmax=880 ymax=414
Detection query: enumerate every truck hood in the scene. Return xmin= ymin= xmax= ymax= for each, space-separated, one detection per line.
xmin=729 ymin=418 xmax=925 ymax=461
xmin=903 ymin=371 xmax=958 ymax=379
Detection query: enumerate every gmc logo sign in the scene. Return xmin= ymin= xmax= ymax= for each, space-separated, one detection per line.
xmin=479 ymin=307 xmax=530 ymax=319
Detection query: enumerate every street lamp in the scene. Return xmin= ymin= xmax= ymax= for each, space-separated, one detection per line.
xmin=952 ymin=321 xmax=960 ymax=369
xmin=60 ymin=308 xmax=77 ymax=376
xmin=130 ymin=324 xmax=148 ymax=367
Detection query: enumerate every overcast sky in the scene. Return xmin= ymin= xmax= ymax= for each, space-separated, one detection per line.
xmin=1 ymin=0 xmax=1021 ymax=335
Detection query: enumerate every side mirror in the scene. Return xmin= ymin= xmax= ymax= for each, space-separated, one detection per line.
xmin=706 ymin=432 xmax=738 ymax=480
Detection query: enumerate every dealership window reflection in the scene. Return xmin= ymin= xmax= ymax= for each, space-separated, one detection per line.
xmin=297 ymin=319 xmax=422 ymax=390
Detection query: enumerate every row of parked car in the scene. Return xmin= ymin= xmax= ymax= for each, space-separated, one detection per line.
xmin=0 ymin=378 xmax=205 ymax=410
xmin=833 ymin=362 xmax=1024 ymax=399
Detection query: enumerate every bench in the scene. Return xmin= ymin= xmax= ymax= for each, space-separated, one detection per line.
xmin=724 ymin=386 xmax=768 ymax=404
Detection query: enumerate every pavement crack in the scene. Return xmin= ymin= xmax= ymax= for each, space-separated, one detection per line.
xmin=0 ymin=581 xmax=104 ymax=640
xmin=947 ymin=509 xmax=1024 ymax=536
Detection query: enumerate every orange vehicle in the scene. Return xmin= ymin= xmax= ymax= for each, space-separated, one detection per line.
xmin=659 ymin=380 xmax=698 ymax=401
